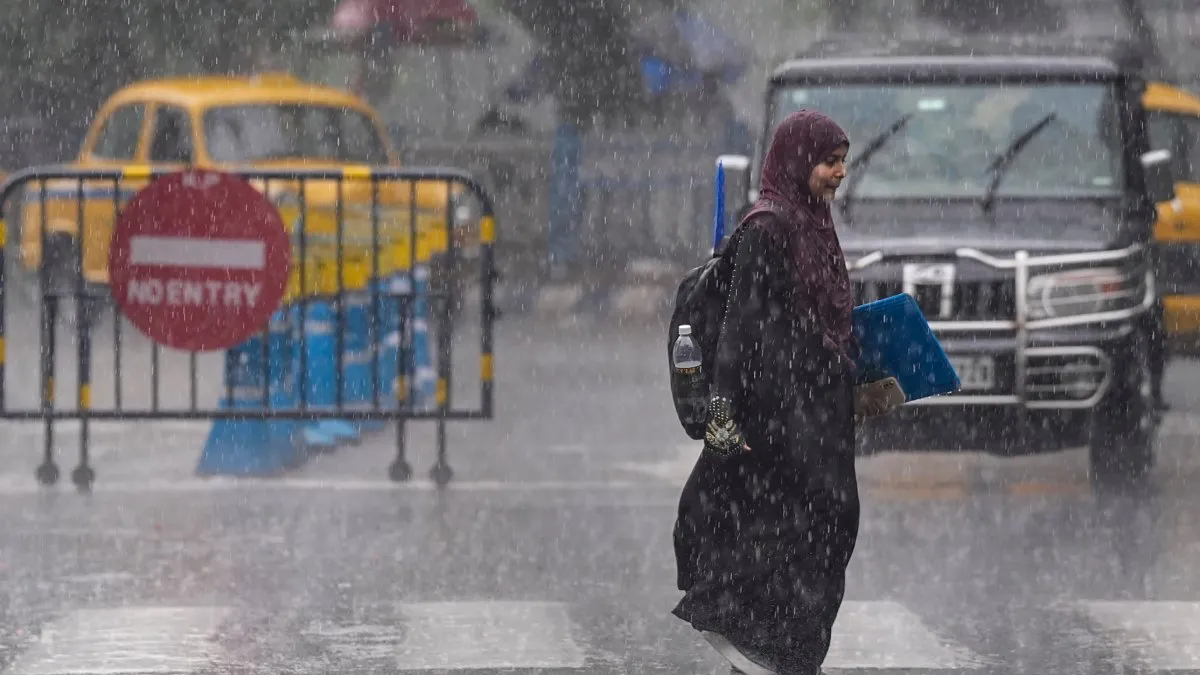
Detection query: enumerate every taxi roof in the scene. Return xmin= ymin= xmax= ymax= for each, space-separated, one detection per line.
xmin=1143 ymin=81 xmax=1200 ymax=116
xmin=105 ymin=73 xmax=373 ymax=111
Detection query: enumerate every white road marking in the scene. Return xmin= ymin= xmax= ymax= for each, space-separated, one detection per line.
xmin=612 ymin=443 xmax=698 ymax=483
xmin=545 ymin=443 xmax=591 ymax=455
xmin=1157 ymin=411 xmax=1200 ymax=438
xmin=1074 ymin=600 xmax=1200 ymax=670
xmin=0 ymin=476 xmax=685 ymax=497
xmin=60 ymin=572 xmax=137 ymax=585
xmin=825 ymin=601 xmax=985 ymax=670
xmin=5 ymin=606 xmax=230 ymax=674
xmin=394 ymin=601 xmax=587 ymax=670
xmin=301 ymin=622 xmax=402 ymax=661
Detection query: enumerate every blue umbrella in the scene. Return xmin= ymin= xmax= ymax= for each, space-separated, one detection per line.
xmin=633 ymin=8 xmax=751 ymax=91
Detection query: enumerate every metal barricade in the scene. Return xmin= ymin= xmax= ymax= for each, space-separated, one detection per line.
xmin=0 ymin=166 xmax=497 ymax=490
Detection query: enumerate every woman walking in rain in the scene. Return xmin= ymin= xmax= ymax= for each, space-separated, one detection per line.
xmin=672 ymin=109 xmax=899 ymax=674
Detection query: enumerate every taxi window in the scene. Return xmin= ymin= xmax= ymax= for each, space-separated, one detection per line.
xmin=204 ymin=104 xmax=389 ymax=164
xmin=1147 ymin=111 xmax=1200 ymax=183
xmin=149 ymin=106 xmax=194 ymax=163
xmin=1175 ymin=114 xmax=1200 ymax=183
xmin=92 ymin=104 xmax=146 ymax=160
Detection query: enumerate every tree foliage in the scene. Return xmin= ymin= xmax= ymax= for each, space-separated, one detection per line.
xmin=0 ymin=0 xmax=339 ymax=157
xmin=497 ymin=0 xmax=646 ymax=129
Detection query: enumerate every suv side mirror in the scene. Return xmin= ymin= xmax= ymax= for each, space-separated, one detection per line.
xmin=1141 ymin=149 xmax=1177 ymax=205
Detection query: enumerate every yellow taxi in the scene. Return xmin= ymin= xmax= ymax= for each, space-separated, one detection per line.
xmin=1145 ymin=81 xmax=1200 ymax=351
xmin=16 ymin=72 xmax=469 ymax=305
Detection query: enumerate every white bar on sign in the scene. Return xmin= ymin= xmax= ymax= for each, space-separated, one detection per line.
xmin=129 ymin=236 xmax=265 ymax=270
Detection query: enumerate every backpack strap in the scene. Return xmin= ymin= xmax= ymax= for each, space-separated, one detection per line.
xmin=714 ymin=218 xmax=750 ymax=259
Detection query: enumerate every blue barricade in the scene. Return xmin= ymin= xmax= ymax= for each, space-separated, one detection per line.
xmin=197 ymin=265 xmax=435 ymax=476
xmin=196 ymin=309 xmax=301 ymax=476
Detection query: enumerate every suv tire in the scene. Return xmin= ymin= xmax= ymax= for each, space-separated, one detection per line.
xmin=1089 ymin=331 xmax=1157 ymax=488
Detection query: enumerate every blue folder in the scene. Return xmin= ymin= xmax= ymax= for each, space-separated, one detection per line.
xmin=852 ymin=293 xmax=961 ymax=402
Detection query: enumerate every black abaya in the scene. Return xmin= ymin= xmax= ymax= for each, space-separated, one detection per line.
xmin=672 ymin=215 xmax=860 ymax=675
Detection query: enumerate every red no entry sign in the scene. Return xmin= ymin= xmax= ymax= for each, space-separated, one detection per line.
xmin=109 ymin=170 xmax=292 ymax=352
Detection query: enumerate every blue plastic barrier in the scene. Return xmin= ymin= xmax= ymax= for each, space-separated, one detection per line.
xmin=411 ymin=266 xmax=437 ymax=413
xmin=340 ymin=291 xmax=384 ymax=433
xmin=370 ymin=268 xmax=436 ymax=415
xmin=197 ymin=309 xmax=301 ymax=476
xmin=373 ymin=274 xmax=409 ymax=412
xmin=298 ymin=298 xmax=362 ymax=448
xmin=196 ymin=264 xmax=437 ymax=476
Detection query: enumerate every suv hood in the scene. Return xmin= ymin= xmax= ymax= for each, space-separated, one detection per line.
xmin=836 ymin=199 xmax=1134 ymax=257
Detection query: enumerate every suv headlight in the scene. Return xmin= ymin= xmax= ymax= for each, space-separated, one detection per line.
xmin=1026 ymin=267 xmax=1142 ymax=319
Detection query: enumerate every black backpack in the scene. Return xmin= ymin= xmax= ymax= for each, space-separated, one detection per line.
xmin=667 ymin=227 xmax=744 ymax=440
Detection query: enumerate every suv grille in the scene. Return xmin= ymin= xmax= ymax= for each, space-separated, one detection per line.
xmin=853 ymin=279 xmax=1016 ymax=320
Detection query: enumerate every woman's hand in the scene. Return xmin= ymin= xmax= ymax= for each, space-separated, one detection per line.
xmin=704 ymin=395 xmax=747 ymax=459
xmin=854 ymin=376 xmax=905 ymax=420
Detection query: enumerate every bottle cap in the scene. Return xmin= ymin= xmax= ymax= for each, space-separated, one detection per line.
xmin=678 ymin=324 xmax=692 ymax=336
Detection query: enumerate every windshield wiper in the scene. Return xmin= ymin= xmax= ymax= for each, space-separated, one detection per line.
xmin=839 ymin=113 xmax=913 ymax=224
xmin=980 ymin=112 xmax=1058 ymax=215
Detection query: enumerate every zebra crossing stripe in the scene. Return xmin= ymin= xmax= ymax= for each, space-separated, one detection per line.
xmin=394 ymin=601 xmax=588 ymax=670
xmin=1074 ymin=600 xmax=1200 ymax=670
xmin=5 ymin=606 xmax=230 ymax=674
xmin=824 ymin=601 xmax=986 ymax=670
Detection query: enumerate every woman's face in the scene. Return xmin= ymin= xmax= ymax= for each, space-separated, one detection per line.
xmin=808 ymin=144 xmax=849 ymax=202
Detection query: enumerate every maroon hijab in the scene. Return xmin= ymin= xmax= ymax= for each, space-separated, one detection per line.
xmin=740 ymin=109 xmax=856 ymax=359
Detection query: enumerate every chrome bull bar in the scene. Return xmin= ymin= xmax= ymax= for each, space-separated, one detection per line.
xmin=848 ymin=244 xmax=1152 ymax=409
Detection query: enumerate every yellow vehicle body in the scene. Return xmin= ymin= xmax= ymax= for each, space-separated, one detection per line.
xmin=18 ymin=73 xmax=460 ymax=301
xmin=1144 ymin=81 xmax=1200 ymax=350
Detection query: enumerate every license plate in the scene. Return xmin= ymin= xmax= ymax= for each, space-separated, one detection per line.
xmin=948 ymin=355 xmax=997 ymax=391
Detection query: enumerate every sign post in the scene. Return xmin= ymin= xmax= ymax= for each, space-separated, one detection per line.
xmin=109 ymin=170 xmax=292 ymax=352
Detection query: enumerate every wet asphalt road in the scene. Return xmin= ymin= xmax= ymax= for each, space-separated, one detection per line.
xmin=3 ymin=306 xmax=1200 ymax=674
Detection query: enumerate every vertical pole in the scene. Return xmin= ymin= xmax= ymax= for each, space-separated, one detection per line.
xmin=335 ymin=175 xmax=345 ymax=413
xmin=712 ymin=160 xmax=726 ymax=254
xmin=480 ymin=208 xmax=495 ymax=419
xmin=261 ymin=179 xmax=272 ymax=412
xmin=73 ymin=179 xmax=93 ymax=490
xmin=431 ymin=178 xmax=454 ymax=487
xmin=298 ymin=180 xmax=309 ymax=411
xmin=370 ymin=176 xmax=380 ymax=411
xmin=35 ymin=180 xmax=57 ymax=486
xmin=547 ymin=122 xmax=582 ymax=274
xmin=0 ymin=182 xmax=9 ymax=414
xmin=111 ymin=177 xmax=123 ymax=412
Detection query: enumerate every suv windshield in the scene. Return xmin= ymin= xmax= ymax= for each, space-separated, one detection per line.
xmin=204 ymin=104 xmax=389 ymax=164
xmin=770 ymin=81 xmax=1124 ymax=201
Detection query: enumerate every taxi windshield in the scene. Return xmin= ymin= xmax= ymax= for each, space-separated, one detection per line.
xmin=204 ymin=104 xmax=389 ymax=164
xmin=770 ymin=81 xmax=1125 ymax=201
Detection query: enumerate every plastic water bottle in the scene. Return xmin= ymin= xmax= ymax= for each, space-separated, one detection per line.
xmin=672 ymin=325 xmax=707 ymax=429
